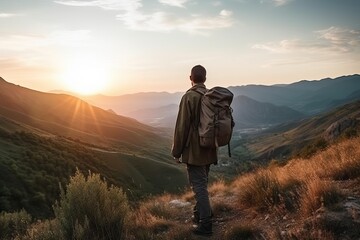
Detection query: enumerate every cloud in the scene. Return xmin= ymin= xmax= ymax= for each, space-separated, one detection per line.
xmin=54 ymin=0 xmax=234 ymax=34
xmin=212 ymin=1 xmax=222 ymax=7
xmin=0 ymin=13 xmax=18 ymax=18
xmin=49 ymin=30 xmax=92 ymax=46
xmin=272 ymin=0 xmax=292 ymax=6
xmin=253 ymin=26 xmax=360 ymax=54
xmin=54 ymin=0 xmax=142 ymax=11
xmin=253 ymin=39 xmax=327 ymax=53
xmin=116 ymin=9 xmax=233 ymax=34
xmin=255 ymin=0 xmax=292 ymax=6
xmin=158 ymin=0 xmax=189 ymax=8
xmin=253 ymin=26 xmax=360 ymax=67
xmin=316 ymin=26 xmax=360 ymax=52
xmin=0 ymin=30 xmax=94 ymax=74
xmin=219 ymin=9 xmax=232 ymax=17
xmin=0 ymin=30 xmax=92 ymax=52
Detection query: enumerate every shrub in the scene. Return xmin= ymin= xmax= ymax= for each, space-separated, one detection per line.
xmin=0 ymin=209 xmax=32 ymax=240
xmin=236 ymin=170 xmax=281 ymax=211
xmin=126 ymin=196 xmax=175 ymax=240
xmin=127 ymin=210 xmax=171 ymax=240
xmin=23 ymin=219 xmax=62 ymax=240
xmin=140 ymin=194 xmax=178 ymax=220
xmin=53 ymin=169 xmax=129 ymax=240
xmin=300 ymin=178 xmax=342 ymax=216
xmin=209 ymin=179 xmax=230 ymax=196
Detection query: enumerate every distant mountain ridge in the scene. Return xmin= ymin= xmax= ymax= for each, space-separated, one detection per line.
xmin=82 ymin=92 xmax=183 ymax=116
xmin=229 ymin=74 xmax=360 ymax=114
xmin=82 ymin=74 xmax=360 ymax=129
xmin=232 ymin=95 xmax=304 ymax=128
xmin=243 ymin=99 xmax=360 ymax=161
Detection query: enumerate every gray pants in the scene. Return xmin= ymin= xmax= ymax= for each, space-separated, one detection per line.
xmin=187 ymin=164 xmax=212 ymax=220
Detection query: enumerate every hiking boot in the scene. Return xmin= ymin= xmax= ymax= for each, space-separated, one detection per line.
xmin=191 ymin=209 xmax=213 ymax=224
xmin=192 ymin=211 xmax=200 ymax=224
xmin=192 ymin=219 xmax=212 ymax=236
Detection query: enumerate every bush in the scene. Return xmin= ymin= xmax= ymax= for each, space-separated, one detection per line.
xmin=0 ymin=209 xmax=32 ymax=240
xmin=236 ymin=170 xmax=281 ymax=211
xmin=23 ymin=219 xmax=62 ymax=240
xmin=53 ymin=169 xmax=129 ymax=240
xmin=300 ymin=178 xmax=342 ymax=216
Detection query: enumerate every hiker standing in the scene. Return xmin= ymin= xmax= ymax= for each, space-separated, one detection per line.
xmin=172 ymin=65 xmax=217 ymax=236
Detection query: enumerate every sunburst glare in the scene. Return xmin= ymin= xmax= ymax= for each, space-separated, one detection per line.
xmin=60 ymin=56 xmax=110 ymax=95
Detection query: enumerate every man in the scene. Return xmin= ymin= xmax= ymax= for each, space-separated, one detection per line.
xmin=172 ymin=65 xmax=217 ymax=236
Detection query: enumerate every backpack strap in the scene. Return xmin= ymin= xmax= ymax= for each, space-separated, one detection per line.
xmin=190 ymin=88 xmax=206 ymax=128
xmin=191 ymin=88 xmax=206 ymax=96
xmin=228 ymin=142 xmax=232 ymax=158
xmin=185 ymin=88 xmax=205 ymax=147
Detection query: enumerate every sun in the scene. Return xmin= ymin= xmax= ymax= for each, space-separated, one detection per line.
xmin=60 ymin=57 xmax=110 ymax=95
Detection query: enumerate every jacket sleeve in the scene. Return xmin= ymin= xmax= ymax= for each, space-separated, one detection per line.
xmin=171 ymin=94 xmax=192 ymax=158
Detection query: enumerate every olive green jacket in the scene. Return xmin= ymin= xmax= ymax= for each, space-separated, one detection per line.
xmin=171 ymin=83 xmax=218 ymax=166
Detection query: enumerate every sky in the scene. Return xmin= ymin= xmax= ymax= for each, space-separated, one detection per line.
xmin=0 ymin=0 xmax=359 ymax=95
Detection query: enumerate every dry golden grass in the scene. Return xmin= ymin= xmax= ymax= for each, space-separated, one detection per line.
xmin=299 ymin=178 xmax=343 ymax=216
xmin=127 ymin=195 xmax=173 ymax=238
xmin=21 ymin=137 xmax=358 ymax=239
xmin=231 ymin=137 xmax=360 ymax=216
xmin=127 ymin=138 xmax=360 ymax=239
xmin=209 ymin=179 xmax=230 ymax=196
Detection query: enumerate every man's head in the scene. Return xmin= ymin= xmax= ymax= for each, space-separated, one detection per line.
xmin=190 ymin=65 xmax=206 ymax=84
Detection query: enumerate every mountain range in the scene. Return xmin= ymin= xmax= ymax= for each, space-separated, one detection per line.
xmin=241 ymin=99 xmax=360 ymax=162
xmin=82 ymin=74 xmax=360 ymax=129
xmin=1 ymin=74 xmax=360 ymax=218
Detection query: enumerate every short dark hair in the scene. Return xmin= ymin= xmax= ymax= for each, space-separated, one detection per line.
xmin=191 ymin=65 xmax=206 ymax=83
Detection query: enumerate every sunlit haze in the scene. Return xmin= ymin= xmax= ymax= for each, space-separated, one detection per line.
xmin=0 ymin=0 xmax=359 ymax=95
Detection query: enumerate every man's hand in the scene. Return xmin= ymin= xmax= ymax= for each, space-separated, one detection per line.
xmin=174 ymin=157 xmax=182 ymax=164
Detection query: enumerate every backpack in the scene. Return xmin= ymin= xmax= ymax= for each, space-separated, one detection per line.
xmin=193 ymin=87 xmax=235 ymax=157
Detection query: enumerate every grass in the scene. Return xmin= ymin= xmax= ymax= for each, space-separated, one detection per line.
xmin=0 ymin=129 xmax=188 ymax=219
xmin=3 ymin=137 xmax=360 ymax=240
xmin=0 ymin=210 xmax=32 ymax=240
xmin=300 ymin=178 xmax=343 ymax=216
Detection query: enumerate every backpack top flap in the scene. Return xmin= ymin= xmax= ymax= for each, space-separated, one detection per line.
xmin=204 ymin=87 xmax=233 ymax=107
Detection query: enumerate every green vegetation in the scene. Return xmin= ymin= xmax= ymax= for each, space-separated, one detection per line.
xmin=240 ymin=101 xmax=360 ymax=165
xmin=0 ymin=130 xmax=109 ymax=218
xmin=1 ymin=136 xmax=360 ymax=239
xmin=0 ymin=129 xmax=187 ymax=219
xmin=0 ymin=210 xmax=32 ymax=240
xmin=0 ymin=171 xmax=129 ymax=240
xmin=54 ymin=170 xmax=129 ymax=240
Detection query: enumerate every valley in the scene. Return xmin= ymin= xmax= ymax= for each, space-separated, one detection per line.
xmin=1 ymin=74 xmax=360 ymax=222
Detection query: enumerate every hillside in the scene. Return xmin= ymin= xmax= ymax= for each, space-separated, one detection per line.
xmin=0 ymin=77 xmax=162 ymax=151
xmin=133 ymin=137 xmax=360 ymax=240
xmin=232 ymin=95 xmax=304 ymax=128
xmin=242 ymin=100 xmax=360 ymax=161
xmin=126 ymin=104 xmax=178 ymax=128
xmin=3 ymin=136 xmax=360 ymax=240
xmin=0 ymin=78 xmax=188 ymax=218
